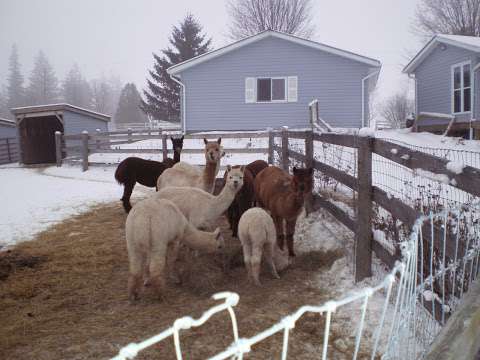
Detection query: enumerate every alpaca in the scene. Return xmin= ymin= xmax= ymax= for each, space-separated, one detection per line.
xmin=238 ymin=207 xmax=280 ymax=286
xmin=115 ymin=136 xmax=184 ymax=213
xmin=225 ymin=159 xmax=270 ymax=237
xmin=156 ymin=166 xmax=245 ymax=229
xmin=157 ymin=138 xmax=224 ymax=193
xmin=126 ymin=198 xmax=224 ymax=301
xmin=254 ymin=166 xmax=313 ymax=257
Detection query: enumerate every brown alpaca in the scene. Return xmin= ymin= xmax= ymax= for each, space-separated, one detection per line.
xmin=254 ymin=166 xmax=313 ymax=257
xmin=224 ymin=160 xmax=269 ymax=237
xmin=157 ymin=138 xmax=224 ymax=193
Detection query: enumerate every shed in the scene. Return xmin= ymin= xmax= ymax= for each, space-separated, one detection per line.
xmin=0 ymin=118 xmax=17 ymax=138
xmin=167 ymin=30 xmax=381 ymax=133
xmin=11 ymin=104 xmax=110 ymax=164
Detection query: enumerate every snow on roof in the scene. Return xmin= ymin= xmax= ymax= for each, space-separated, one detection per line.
xmin=404 ymin=34 xmax=480 ymax=73
xmin=11 ymin=103 xmax=111 ymax=122
xmin=168 ymin=30 xmax=381 ymax=75
xmin=0 ymin=118 xmax=15 ymax=127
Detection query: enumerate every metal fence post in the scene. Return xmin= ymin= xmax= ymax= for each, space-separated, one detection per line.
xmin=267 ymin=128 xmax=274 ymax=165
xmin=355 ymin=135 xmax=373 ymax=281
xmin=281 ymin=126 xmax=289 ymax=171
xmin=127 ymin=128 xmax=132 ymax=143
xmin=6 ymin=138 xmax=11 ymax=163
xmin=55 ymin=131 xmax=62 ymax=167
xmin=81 ymin=131 xmax=89 ymax=172
xmin=95 ymin=128 xmax=101 ymax=150
xmin=162 ymin=132 xmax=168 ymax=161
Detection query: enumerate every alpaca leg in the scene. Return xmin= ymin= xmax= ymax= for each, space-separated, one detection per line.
xmin=128 ymin=251 xmax=146 ymax=302
xmin=149 ymin=243 xmax=168 ymax=300
xmin=242 ymin=240 xmax=253 ymax=282
xmin=167 ymin=241 xmax=181 ymax=285
xmin=286 ymin=219 xmax=297 ymax=257
xmin=264 ymin=242 xmax=280 ymax=279
xmin=250 ymin=244 xmax=262 ymax=286
xmin=273 ymin=216 xmax=285 ymax=250
xmin=121 ymin=181 xmax=135 ymax=213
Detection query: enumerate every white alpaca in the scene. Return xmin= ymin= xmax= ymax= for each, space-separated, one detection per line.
xmin=126 ymin=198 xmax=224 ymax=301
xmin=156 ymin=166 xmax=245 ymax=229
xmin=157 ymin=138 xmax=224 ymax=193
xmin=238 ymin=207 xmax=281 ymax=286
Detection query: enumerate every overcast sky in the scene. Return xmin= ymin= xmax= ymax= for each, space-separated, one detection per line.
xmin=0 ymin=0 xmax=424 ymax=103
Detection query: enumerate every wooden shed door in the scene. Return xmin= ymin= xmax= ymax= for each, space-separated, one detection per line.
xmin=19 ymin=116 xmax=63 ymax=164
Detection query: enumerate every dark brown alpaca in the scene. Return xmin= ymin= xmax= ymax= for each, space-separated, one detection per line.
xmin=254 ymin=166 xmax=313 ymax=257
xmin=224 ymin=160 xmax=269 ymax=237
xmin=114 ymin=136 xmax=184 ymax=213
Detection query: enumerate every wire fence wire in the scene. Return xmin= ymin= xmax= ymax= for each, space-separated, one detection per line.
xmin=111 ymin=204 xmax=480 ymax=360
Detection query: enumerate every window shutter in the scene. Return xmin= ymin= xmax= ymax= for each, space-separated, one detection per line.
xmin=245 ymin=77 xmax=255 ymax=103
xmin=287 ymin=76 xmax=298 ymax=102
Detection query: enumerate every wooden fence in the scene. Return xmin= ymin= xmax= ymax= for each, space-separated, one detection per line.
xmin=0 ymin=137 xmax=19 ymax=165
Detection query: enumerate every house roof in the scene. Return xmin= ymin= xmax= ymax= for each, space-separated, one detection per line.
xmin=168 ymin=30 xmax=381 ymax=75
xmin=11 ymin=103 xmax=111 ymax=122
xmin=0 ymin=118 xmax=15 ymax=127
xmin=404 ymin=34 xmax=480 ymax=74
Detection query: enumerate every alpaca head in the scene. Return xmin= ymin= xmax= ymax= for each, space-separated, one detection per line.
xmin=203 ymin=138 xmax=224 ymax=163
xmin=225 ymin=165 xmax=245 ymax=192
xmin=291 ymin=167 xmax=313 ymax=196
xmin=170 ymin=136 xmax=184 ymax=153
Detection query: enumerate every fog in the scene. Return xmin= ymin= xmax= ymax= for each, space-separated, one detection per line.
xmin=0 ymin=0 xmax=423 ymax=103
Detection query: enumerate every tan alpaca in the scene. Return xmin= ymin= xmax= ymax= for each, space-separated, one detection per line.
xmin=156 ymin=166 xmax=244 ymax=229
xmin=157 ymin=138 xmax=224 ymax=193
xmin=238 ymin=207 xmax=280 ymax=286
xmin=125 ymin=198 xmax=224 ymax=301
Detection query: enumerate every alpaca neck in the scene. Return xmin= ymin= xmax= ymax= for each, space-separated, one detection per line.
xmin=209 ymin=184 xmax=237 ymax=220
xmin=202 ymin=160 xmax=220 ymax=193
xmin=173 ymin=149 xmax=181 ymax=163
xmin=282 ymin=191 xmax=304 ymax=215
xmin=182 ymin=224 xmax=214 ymax=251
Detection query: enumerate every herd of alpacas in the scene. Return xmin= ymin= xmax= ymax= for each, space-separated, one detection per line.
xmin=114 ymin=136 xmax=313 ymax=301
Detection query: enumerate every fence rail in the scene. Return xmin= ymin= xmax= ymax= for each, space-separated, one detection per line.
xmin=0 ymin=137 xmax=19 ymax=165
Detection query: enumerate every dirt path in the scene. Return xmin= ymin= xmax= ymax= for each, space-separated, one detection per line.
xmin=0 ymin=202 xmax=376 ymax=360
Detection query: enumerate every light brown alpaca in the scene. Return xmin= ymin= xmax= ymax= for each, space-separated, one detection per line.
xmin=125 ymin=198 xmax=224 ymax=301
xmin=155 ymin=166 xmax=245 ymax=229
xmin=238 ymin=207 xmax=280 ymax=286
xmin=157 ymin=138 xmax=224 ymax=193
xmin=254 ymin=166 xmax=313 ymax=257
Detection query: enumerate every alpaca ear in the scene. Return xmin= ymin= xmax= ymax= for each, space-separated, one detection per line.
xmin=292 ymin=166 xmax=298 ymax=174
xmin=214 ymin=227 xmax=221 ymax=239
xmin=170 ymin=137 xmax=174 ymax=142
xmin=226 ymin=165 xmax=232 ymax=172
xmin=217 ymin=137 xmax=222 ymax=144
xmin=240 ymin=165 xmax=246 ymax=173
xmin=181 ymin=136 xmax=184 ymax=141
xmin=203 ymin=138 xmax=208 ymax=145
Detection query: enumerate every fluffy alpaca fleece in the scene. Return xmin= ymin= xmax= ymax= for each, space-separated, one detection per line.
xmin=155 ymin=166 xmax=245 ymax=229
xmin=125 ymin=198 xmax=224 ymax=301
xmin=238 ymin=207 xmax=280 ymax=286
xmin=157 ymin=138 xmax=224 ymax=193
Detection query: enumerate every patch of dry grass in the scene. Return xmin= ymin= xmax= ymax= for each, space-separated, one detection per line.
xmin=0 ymin=202 xmax=377 ymax=360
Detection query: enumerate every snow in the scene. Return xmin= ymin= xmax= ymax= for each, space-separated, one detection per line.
xmin=414 ymin=169 xmax=450 ymax=185
xmin=446 ymin=161 xmax=465 ymax=175
xmin=437 ymin=34 xmax=480 ymax=49
xmin=400 ymin=154 xmax=410 ymax=160
xmin=373 ymin=229 xmax=395 ymax=255
xmin=358 ymin=127 xmax=375 ymax=137
xmin=390 ymin=148 xmax=398 ymax=155
xmin=418 ymin=111 xmax=454 ymax=120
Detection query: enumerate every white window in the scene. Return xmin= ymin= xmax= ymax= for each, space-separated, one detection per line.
xmin=245 ymin=76 xmax=298 ymax=103
xmin=452 ymin=62 xmax=472 ymax=114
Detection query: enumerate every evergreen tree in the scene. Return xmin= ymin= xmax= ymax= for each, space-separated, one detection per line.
xmin=141 ymin=14 xmax=211 ymax=121
xmin=6 ymin=44 xmax=25 ymax=110
xmin=0 ymin=87 xmax=11 ymax=119
xmin=91 ymin=77 xmax=112 ymax=114
xmin=26 ymin=51 xmax=59 ymax=105
xmin=116 ymin=83 xmax=147 ymax=125
xmin=62 ymin=63 xmax=92 ymax=109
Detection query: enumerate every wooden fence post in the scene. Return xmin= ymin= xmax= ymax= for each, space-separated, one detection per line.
xmin=267 ymin=128 xmax=274 ymax=165
xmin=6 ymin=138 xmax=11 ymax=163
xmin=81 ymin=131 xmax=89 ymax=172
xmin=55 ymin=131 xmax=62 ymax=167
xmin=355 ymin=135 xmax=373 ymax=281
xmin=304 ymin=129 xmax=314 ymax=214
xmin=281 ymin=126 xmax=289 ymax=171
xmin=95 ymin=129 xmax=101 ymax=150
xmin=127 ymin=128 xmax=132 ymax=143
xmin=162 ymin=133 xmax=168 ymax=161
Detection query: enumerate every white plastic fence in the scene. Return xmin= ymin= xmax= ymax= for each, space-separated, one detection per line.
xmin=111 ymin=206 xmax=480 ymax=360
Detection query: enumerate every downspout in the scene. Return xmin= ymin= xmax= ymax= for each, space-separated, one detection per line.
xmin=362 ymin=69 xmax=380 ymax=128
xmin=169 ymin=74 xmax=186 ymax=134
xmin=408 ymin=73 xmax=418 ymax=131
xmin=472 ymin=63 xmax=480 ymax=140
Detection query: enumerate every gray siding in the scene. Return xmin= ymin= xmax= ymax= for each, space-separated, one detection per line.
xmin=475 ymin=70 xmax=480 ymax=120
xmin=63 ymin=110 xmax=108 ymax=134
xmin=0 ymin=124 xmax=17 ymax=138
xmin=180 ymin=36 xmax=374 ymax=131
xmin=415 ymin=45 xmax=478 ymax=122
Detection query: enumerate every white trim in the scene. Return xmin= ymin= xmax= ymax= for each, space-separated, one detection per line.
xmin=361 ymin=69 xmax=380 ymax=127
xmin=10 ymin=103 xmax=110 ymax=121
xmin=451 ymin=61 xmax=472 ymax=116
xmin=404 ymin=35 xmax=480 ymax=74
xmin=248 ymin=76 xmax=290 ymax=103
xmin=170 ymin=74 xmax=186 ymax=133
xmin=168 ymin=30 xmax=381 ymax=75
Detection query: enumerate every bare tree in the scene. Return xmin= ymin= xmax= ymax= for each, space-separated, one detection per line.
xmin=227 ymin=0 xmax=315 ymax=40
xmin=414 ymin=0 xmax=480 ymax=38
xmin=380 ymin=92 xmax=414 ymax=129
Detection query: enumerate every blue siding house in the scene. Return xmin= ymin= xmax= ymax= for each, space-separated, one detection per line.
xmin=167 ymin=30 xmax=381 ymax=133
xmin=11 ymin=104 xmax=110 ymax=164
xmin=404 ymin=34 xmax=480 ymax=138
xmin=0 ymin=118 xmax=17 ymax=138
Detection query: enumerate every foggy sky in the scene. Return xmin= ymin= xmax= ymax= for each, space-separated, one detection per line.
xmin=0 ymin=0 xmax=423 ymax=107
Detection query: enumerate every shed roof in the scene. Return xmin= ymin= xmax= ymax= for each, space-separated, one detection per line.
xmin=0 ymin=118 xmax=16 ymax=127
xmin=168 ymin=30 xmax=381 ymax=75
xmin=404 ymin=34 xmax=480 ymax=74
xmin=11 ymin=103 xmax=111 ymax=122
